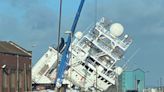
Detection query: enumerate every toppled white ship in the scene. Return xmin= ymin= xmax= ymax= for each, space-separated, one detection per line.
xmin=32 ymin=17 xmax=132 ymax=91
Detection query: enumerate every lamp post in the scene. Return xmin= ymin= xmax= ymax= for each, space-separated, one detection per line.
xmin=144 ymin=71 xmax=149 ymax=92
xmin=160 ymin=77 xmax=163 ymax=92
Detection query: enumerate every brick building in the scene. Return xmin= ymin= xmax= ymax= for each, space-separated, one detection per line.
xmin=0 ymin=41 xmax=32 ymax=92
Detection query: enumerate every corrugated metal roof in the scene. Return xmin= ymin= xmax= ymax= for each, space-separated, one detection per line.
xmin=0 ymin=41 xmax=31 ymax=57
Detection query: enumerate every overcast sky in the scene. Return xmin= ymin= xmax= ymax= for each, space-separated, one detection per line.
xmin=0 ymin=0 xmax=164 ymax=87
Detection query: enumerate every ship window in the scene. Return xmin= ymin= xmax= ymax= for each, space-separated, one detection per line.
xmin=112 ymin=46 xmax=124 ymax=59
xmin=82 ymin=69 xmax=91 ymax=76
xmin=97 ymin=35 xmax=112 ymax=50
xmin=90 ymin=29 xmax=99 ymax=38
xmin=45 ymin=54 xmax=48 ymax=57
xmin=107 ymin=70 xmax=112 ymax=73
xmin=95 ymin=62 xmax=100 ymax=66
xmin=108 ymin=82 xmax=111 ymax=85
xmin=49 ymin=68 xmax=55 ymax=74
xmin=89 ymin=68 xmax=93 ymax=73
xmin=98 ymin=75 xmax=101 ymax=78
xmin=38 ymin=64 xmax=49 ymax=75
xmin=104 ymin=69 xmax=107 ymax=72
xmin=79 ymin=38 xmax=90 ymax=48
xmin=104 ymin=80 xmax=108 ymax=83
xmin=86 ymin=56 xmax=95 ymax=66
xmin=82 ymin=63 xmax=85 ymax=66
xmin=85 ymin=65 xmax=89 ymax=70
xmin=101 ymin=77 xmax=104 ymax=81
xmin=86 ymin=56 xmax=94 ymax=62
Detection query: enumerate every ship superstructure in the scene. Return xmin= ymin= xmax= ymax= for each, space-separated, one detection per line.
xmin=64 ymin=17 xmax=132 ymax=91
xmin=32 ymin=17 xmax=132 ymax=91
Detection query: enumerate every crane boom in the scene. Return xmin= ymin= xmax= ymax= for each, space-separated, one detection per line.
xmin=55 ymin=0 xmax=85 ymax=87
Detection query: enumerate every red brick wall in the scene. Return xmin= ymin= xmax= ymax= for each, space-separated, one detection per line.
xmin=0 ymin=53 xmax=31 ymax=92
xmin=0 ymin=69 xmax=2 ymax=92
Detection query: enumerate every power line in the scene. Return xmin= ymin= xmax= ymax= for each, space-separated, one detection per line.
xmin=95 ymin=0 xmax=98 ymax=91
xmin=123 ymin=48 xmax=140 ymax=70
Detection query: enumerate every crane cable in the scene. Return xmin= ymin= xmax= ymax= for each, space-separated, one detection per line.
xmin=95 ymin=0 xmax=98 ymax=91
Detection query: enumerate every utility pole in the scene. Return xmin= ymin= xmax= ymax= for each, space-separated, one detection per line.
xmin=160 ymin=77 xmax=163 ymax=92
xmin=55 ymin=0 xmax=62 ymax=91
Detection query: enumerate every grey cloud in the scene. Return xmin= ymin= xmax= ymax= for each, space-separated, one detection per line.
xmin=83 ymin=0 xmax=164 ymax=36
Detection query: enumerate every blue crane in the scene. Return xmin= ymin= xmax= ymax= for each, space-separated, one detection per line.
xmin=55 ymin=0 xmax=85 ymax=88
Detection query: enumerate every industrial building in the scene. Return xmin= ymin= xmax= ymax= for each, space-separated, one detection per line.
xmin=118 ymin=69 xmax=145 ymax=92
xmin=0 ymin=41 xmax=32 ymax=92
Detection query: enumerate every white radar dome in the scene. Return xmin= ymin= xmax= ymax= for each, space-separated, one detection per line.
xmin=75 ymin=31 xmax=83 ymax=39
xmin=110 ymin=23 xmax=124 ymax=37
